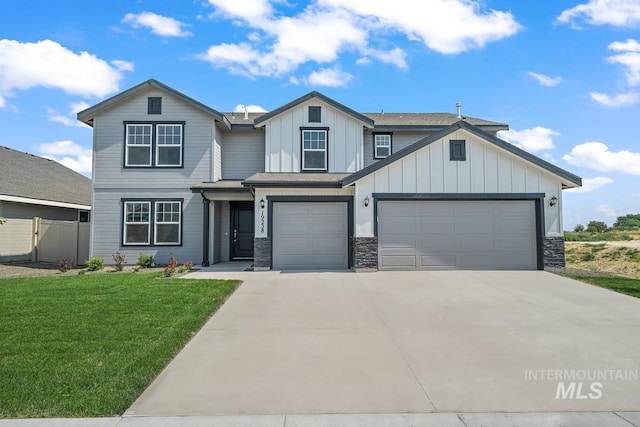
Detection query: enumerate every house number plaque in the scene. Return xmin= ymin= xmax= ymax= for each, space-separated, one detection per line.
xmin=260 ymin=211 xmax=265 ymax=234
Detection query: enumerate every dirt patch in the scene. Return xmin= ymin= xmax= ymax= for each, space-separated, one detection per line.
xmin=565 ymin=242 xmax=640 ymax=278
xmin=0 ymin=262 xmax=166 ymax=279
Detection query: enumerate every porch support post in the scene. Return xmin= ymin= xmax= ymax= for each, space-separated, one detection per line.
xmin=201 ymin=192 xmax=210 ymax=266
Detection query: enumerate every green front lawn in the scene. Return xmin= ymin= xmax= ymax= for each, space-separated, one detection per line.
xmin=0 ymin=273 xmax=239 ymax=418
xmin=567 ymin=275 xmax=640 ymax=299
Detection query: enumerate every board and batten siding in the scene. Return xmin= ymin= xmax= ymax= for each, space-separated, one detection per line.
xmin=363 ymin=131 xmax=435 ymax=167
xmin=91 ymin=189 xmax=202 ymax=265
xmin=264 ymin=99 xmax=364 ymax=173
xmin=353 ymin=129 xmax=564 ymax=238
xmin=221 ymin=129 xmax=265 ymax=179
xmin=92 ymin=88 xmax=217 ymax=189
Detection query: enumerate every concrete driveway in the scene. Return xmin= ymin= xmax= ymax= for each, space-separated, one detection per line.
xmin=126 ymin=270 xmax=640 ymax=416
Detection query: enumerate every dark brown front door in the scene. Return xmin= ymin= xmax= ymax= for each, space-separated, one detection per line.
xmin=231 ymin=202 xmax=254 ymax=259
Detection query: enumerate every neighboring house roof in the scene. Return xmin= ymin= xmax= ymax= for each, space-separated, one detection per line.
xmin=0 ymin=146 xmax=91 ymax=208
xmin=77 ymin=79 xmax=231 ymax=128
xmin=363 ymin=113 xmax=508 ymax=131
xmin=342 ymin=121 xmax=582 ymax=188
xmin=253 ymin=91 xmax=375 ymax=128
xmin=242 ymin=172 xmax=351 ymax=187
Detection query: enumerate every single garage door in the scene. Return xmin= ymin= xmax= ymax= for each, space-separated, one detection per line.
xmin=378 ymin=200 xmax=537 ymax=270
xmin=272 ymin=202 xmax=348 ymax=270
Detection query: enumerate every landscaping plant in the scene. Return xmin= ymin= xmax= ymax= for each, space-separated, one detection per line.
xmin=137 ymin=253 xmax=154 ymax=268
xmin=85 ymin=257 xmax=104 ymax=271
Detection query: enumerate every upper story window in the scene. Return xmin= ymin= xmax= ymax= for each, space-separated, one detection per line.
xmin=148 ymin=97 xmax=162 ymax=114
xmin=308 ymin=106 xmax=321 ymax=123
xmin=374 ymin=133 xmax=392 ymax=159
xmin=450 ymin=139 xmax=466 ymax=161
xmin=124 ymin=122 xmax=184 ymax=168
xmin=301 ymin=128 xmax=328 ymax=171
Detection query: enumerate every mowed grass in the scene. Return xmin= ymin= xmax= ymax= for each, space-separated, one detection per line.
xmin=568 ymin=276 xmax=640 ymax=299
xmin=0 ymin=273 xmax=239 ymax=418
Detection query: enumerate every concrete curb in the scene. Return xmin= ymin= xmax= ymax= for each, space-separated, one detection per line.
xmin=1 ymin=412 xmax=639 ymax=427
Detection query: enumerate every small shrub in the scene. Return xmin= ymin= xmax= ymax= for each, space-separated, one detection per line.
xmin=590 ymin=244 xmax=607 ymax=253
xmin=57 ymin=258 xmax=73 ymax=272
xmin=133 ymin=266 xmax=140 ymax=273
xmin=85 ymin=256 xmax=104 ymax=271
xmin=137 ymin=253 xmax=154 ymax=268
xmin=580 ymin=252 xmax=596 ymax=262
xmin=112 ymin=252 xmax=126 ymax=271
xmin=177 ymin=261 xmax=194 ymax=273
xmin=626 ymin=249 xmax=640 ymax=262
xmin=78 ymin=269 xmax=86 ymax=275
xmin=163 ymin=266 xmax=177 ymax=277
xmin=168 ymin=253 xmax=178 ymax=266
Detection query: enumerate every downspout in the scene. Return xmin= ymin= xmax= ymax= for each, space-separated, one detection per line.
xmin=200 ymin=191 xmax=210 ymax=266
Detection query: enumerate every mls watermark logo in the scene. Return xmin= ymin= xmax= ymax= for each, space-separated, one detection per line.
xmin=524 ymin=369 xmax=638 ymax=400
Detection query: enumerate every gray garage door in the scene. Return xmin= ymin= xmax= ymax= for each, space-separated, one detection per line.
xmin=378 ymin=200 xmax=537 ymax=270
xmin=272 ymin=202 xmax=348 ymax=270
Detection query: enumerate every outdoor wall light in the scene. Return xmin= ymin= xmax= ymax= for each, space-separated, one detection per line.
xmin=364 ymin=196 xmax=370 ymax=207
xmin=549 ymin=196 xmax=558 ymax=207
xmin=260 ymin=199 xmax=265 ymax=209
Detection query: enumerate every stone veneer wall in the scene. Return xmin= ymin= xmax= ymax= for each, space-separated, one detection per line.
xmin=543 ymin=236 xmax=565 ymax=269
xmin=254 ymin=237 xmax=271 ymax=269
xmin=352 ymin=237 xmax=378 ymax=270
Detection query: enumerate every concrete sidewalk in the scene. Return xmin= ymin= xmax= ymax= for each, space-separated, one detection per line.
xmin=2 ymin=412 xmax=640 ymax=426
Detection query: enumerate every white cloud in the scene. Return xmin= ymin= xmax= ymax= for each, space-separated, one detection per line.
xmin=201 ymin=0 xmax=521 ymax=81
xmin=233 ymin=104 xmax=267 ymax=113
xmin=356 ymin=57 xmax=372 ymax=66
xmin=111 ymin=59 xmax=135 ymax=72
xmin=590 ymin=91 xmax=639 ymax=106
xmin=0 ymin=39 xmax=131 ymax=105
xmin=499 ymin=127 xmax=559 ymax=152
xmin=122 ymin=12 xmax=192 ymax=37
xmin=305 ymin=67 xmax=353 ymax=87
xmin=609 ymin=39 xmax=640 ymax=52
xmin=596 ymin=204 xmax=617 ymax=217
xmin=563 ymin=142 xmax=640 ymax=174
xmin=48 ymin=101 xmax=91 ymax=127
xmin=566 ymin=176 xmax=614 ymax=193
xmin=38 ymin=140 xmax=92 ymax=175
xmin=528 ymin=71 xmax=562 ymax=87
xmin=557 ymin=0 xmax=640 ymax=28
xmin=321 ymin=0 xmax=522 ymax=54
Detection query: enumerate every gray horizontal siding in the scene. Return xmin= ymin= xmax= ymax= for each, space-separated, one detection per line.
xmin=2 ymin=201 xmax=78 ymax=220
xmin=364 ymin=131 xmax=435 ymax=167
xmin=91 ymin=189 xmax=202 ymax=265
xmin=92 ymin=88 xmax=214 ymax=189
xmin=221 ymin=130 xmax=265 ymax=179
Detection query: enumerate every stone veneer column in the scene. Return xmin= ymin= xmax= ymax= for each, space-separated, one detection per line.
xmin=352 ymin=237 xmax=378 ymax=271
xmin=543 ymin=236 xmax=565 ymax=270
xmin=253 ymin=237 xmax=271 ymax=270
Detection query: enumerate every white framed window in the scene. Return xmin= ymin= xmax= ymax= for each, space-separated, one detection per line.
xmin=302 ymin=129 xmax=327 ymax=171
xmin=154 ymin=201 xmax=181 ymax=245
xmin=374 ymin=133 xmax=392 ymax=159
xmin=125 ymin=124 xmax=152 ymax=166
xmin=156 ymin=124 xmax=182 ymax=167
xmin=123 ymin=201 xmax=151 ymax=245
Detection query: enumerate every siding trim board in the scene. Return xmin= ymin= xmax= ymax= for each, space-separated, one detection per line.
xmin=343 ymin=121 xmax=582 ymax=188
xmin=266 ymin=195 xmax=354 ymax=269
xmin=372 ymin=193 xmax=545 ymax=270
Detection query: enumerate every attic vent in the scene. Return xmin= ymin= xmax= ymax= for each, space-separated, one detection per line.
xmin=309 ymin=106 xmax=321 ymax=123
xmin=148 ymin=97 xmax=162 ymax=115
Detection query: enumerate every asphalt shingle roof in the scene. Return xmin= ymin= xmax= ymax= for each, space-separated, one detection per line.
xmin=0 ymin=146 xmax=91 ymax=206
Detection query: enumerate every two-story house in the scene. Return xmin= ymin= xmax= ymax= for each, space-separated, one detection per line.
xmin=78 ymin=79 xmax=581 ymax=271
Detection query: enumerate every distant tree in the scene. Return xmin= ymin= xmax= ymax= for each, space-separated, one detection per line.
xmin=586 ymin=220 xmax=608 ymax=233
xmin=613 ymin=214 xmax=640 ymax=230
xmin=573 ymin=224 xmax=585 ymax=232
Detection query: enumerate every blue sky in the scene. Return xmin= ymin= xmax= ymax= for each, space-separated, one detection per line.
xmin=2 ymin=0 xmax=640 ymax=229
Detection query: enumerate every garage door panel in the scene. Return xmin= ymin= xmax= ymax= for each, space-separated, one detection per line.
xmin=380 ymin=255 xmax=417 ymax=267
xmin=272 ymin=202 xmax=347 ymax=270
xmin=378 ymin=200 xmax=537 ymax=270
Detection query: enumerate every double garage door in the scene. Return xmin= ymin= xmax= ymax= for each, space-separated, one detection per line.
xmin=378 ymin=200 xmax=538 ymax=270
xmin=272 ymin=202 xmax=348 ymax=270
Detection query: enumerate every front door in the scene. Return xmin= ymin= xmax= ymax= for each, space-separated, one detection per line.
xmin=231 ymin=202 xmax=254 ymax=259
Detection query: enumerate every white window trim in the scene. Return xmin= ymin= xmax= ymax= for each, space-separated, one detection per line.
xmin=302 ymin=129 xmax=328 ymax=171
xmin=125 ymin=124 xmax=153 ymax=167
xmin=154 ymin=201 xmax=182 ymax=245
xmin=155 ymin=124 xmax=183 ymax=167
xmin=374 ymin=134 xmax=391 ymax=159
xmin=123 ymin=201 xmax=151 ymax=245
